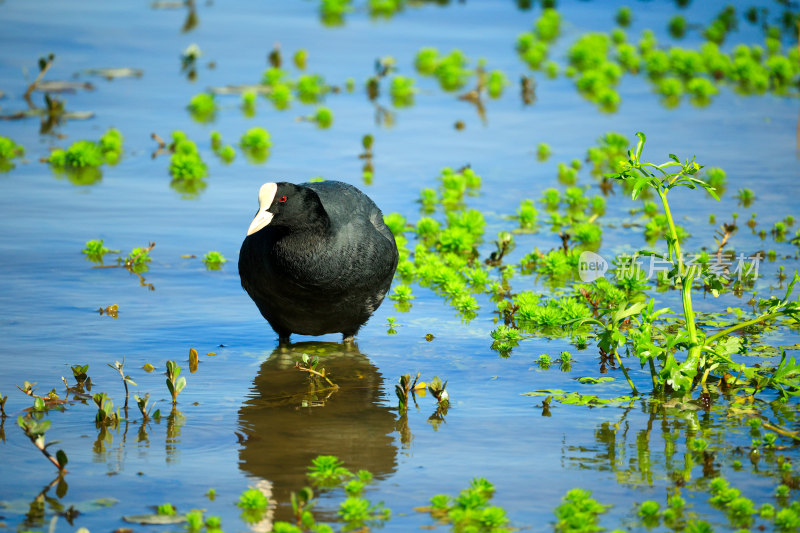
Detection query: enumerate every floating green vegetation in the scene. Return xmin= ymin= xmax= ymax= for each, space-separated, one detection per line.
xmin=414 ymin=47 xmax=474 ymax=91
xmin=167 ymin=130 xmax=208 ymax=197
xmin=516 ymin=7 xmax=800 ymax=111
xmin=553 ymin=488 xmax=609 ymax=532
xmin=0 ymin=135 xmax=25 ymax=172
xmin=420 ymin=478 xmax=510 ymax=532
xmin=368 ymin=0 xmax=404 ymax=18
xmin=210 ymin=131 xmax=235 ymax=163
xmin=390 ymin=75 xmax=416 ymax=107
xmin=241 ymin=89 xmax=257 ymax=117
xmin=202 ymin=251 xmax=227 ymax=270
xmin=319 ymin=0 xmax=352 ymax=26
xmin=311 ymin=106 xmax=333 ymax=128
xmin=240 ymin=126 xmax=272 ymax=163
xmin=82 ymin=239 xmax=112 ymax=262
xmin=46 ymin=128 xmax=124 ymax=185
xmin=187 ymin=92 xmax=216 ymax=122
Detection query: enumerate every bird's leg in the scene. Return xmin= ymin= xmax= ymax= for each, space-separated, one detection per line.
xmin=278 ymin=333 xmax=291 ymax=345
xmin=342 ymin=333 xmax=355 ymax=343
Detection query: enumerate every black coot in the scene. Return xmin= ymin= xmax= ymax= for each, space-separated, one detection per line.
xmin=238 ymin=180 xmax=399 ymax=343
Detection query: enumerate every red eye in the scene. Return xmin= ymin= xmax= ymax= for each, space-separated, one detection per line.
xmin=279 ymin=195 xmax=287 ymax=203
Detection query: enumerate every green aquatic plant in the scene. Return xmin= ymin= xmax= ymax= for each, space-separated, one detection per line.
xmin=241 ymin=89 xmax=257 ymax=116
xmin=17 ymin=415 xmax=68 ymax=474
xmin=537 ymin=142 xmax=552 ymax=161
xmin=615 ymin=6 xmax=632 ymax=27
xmin=165 ymin=360 xmax=186 ymax=406
xmin=311 ymin=106 xmax=333 ymax=128
xmin=82 ymin=239 xmax=112 ymax=261
xmin=319 ymin=0 xmax=351 ymax=25
xmin=169 ymin=132 xmax=207 ymax=182
xmin=98 ymin=128 xmax=123 ymax=164
xmin=390 ymin=75 xmax=416 ymax=106
xmin=0 ymin=136 xmax=25 ymax=161
xmin=553 ymin=488 xmax=608 ymax=532
xmin=202 ymin=251 xmax=227 ymax=269
xmin=414 ymin=48 xmax=474 ymax=91
xmin=187 ymin=92 xmax=216 ymax=122
xmin=92 ymin=392 xmax=120 ymax=426
xmin=126 ymin=246 xmax=152 ymax=268
xmin=486 ymin=69 xmax=507 ymax=98
xmin=308 ymin=455 xmax=353 ymax=488
xmin=421 ymin=478 xmax=510 ymax=532
xmin=516 ymin=199 xmax=538 ymax=229
xmin=296 ymin=74 xmax=328 ymax=102
xmin=134 ymin=393 xmax=159 ymax=422
xmin=609 ymin=132 xmax=800 ymax=394
xmin=390 ymin=283 xmax=414 ymax=303
xmin=293 ymin=49 xmax=308 ymax=69
xmin=395 ymin=372 xmax=421 ymax=412
xmin=107 ymin=358 xmax=136 ymax=410
xmin=240 ymin=127 xmax=272 ymax=163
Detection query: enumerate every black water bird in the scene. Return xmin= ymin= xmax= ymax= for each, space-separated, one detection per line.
xmin=239 ymin=181 xmax=398 ymax=343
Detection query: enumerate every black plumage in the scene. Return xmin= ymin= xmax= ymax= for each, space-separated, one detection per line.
xmin=239 ymin=180 xmax=398 ymax=343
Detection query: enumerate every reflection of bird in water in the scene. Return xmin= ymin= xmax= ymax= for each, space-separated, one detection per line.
xmin=237 ymin=342 xmax=398 ymax=517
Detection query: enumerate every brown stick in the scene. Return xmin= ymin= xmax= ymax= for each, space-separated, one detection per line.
xmin=24 ymin=57 xmax=54 ymax=104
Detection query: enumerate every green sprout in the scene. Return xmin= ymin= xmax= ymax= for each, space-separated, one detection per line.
xmin=92 ymin=392 xmax=120 ymax=426
xmin=107 ymin=358 xmax=136 ymax=410
xmin=165 ymin=360 xmax=186 ymax=406
xmin=134 ymin=393 xmax=159 ymax=422
xmin=395 ymin=372 xmax=421 ymax=412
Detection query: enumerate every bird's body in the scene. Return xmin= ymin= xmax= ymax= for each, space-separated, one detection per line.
xmin=238 ymin=180 xmax=398 ymax=343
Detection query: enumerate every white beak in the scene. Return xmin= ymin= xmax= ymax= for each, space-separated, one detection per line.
xmin=246 ymin=182 xmax=277 ymax=236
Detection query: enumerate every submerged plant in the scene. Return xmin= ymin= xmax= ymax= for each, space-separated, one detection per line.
xmin=107 ymin=358 xmax=136 ymax=410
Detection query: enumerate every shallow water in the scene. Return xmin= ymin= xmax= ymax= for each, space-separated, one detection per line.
xmin=1 ymin=0 xmax=799 ymax=531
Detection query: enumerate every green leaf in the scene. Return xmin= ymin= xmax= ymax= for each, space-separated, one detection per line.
xmin=576 ymin=376 xmax=615 ymax=384
xmin=56 ymin=449 xmax=68 ymax=468
xmin=175 ymin=376 xmax=186 ymax=395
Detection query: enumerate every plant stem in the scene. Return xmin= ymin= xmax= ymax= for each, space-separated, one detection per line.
xmin=614 ymin=350 xmax=639 ymax=395
xmin=648 ymin=358 xmax=658 ymax=389
xmin=658 ymin=188 xmax=701 ymax=377
xmin=705 ymin=311 xmax=784 ymax=344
